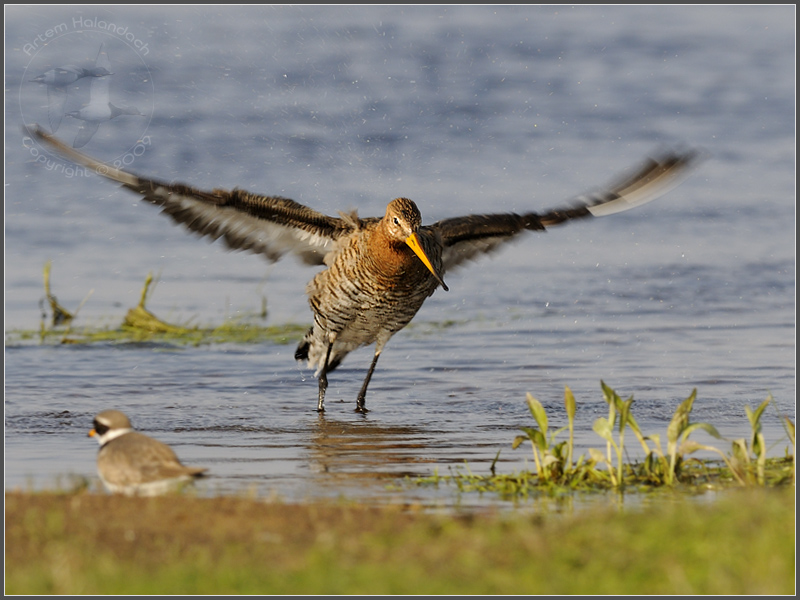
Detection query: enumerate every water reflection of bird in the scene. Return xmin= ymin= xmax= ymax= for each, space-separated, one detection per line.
xmin=307 ymin=416 xmax=432 ymax=480
xmin=29 ymin=125 xmax=704 ymax=413
xmin=66 ymin=43 xmax=144 ymax=148
xmin=30 ymin=63 xmax=113 ymax=133
xmin=89 ymin=409 xmax=208 ymax=496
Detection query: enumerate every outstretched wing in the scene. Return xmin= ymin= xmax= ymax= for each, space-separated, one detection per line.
xmin=433 ymin=148 xmax=705 ymax=271
xmin=27 ymin=125 xmax=352 ymax=265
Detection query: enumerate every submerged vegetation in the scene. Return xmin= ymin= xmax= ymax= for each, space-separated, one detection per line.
xmin=7 ymin=265 xmax=308 ymax=348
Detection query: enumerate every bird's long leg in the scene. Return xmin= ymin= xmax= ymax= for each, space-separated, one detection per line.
xmin=317 ymin=343 xmax=334 ymax=413
xmin=355 ymin=350 xmax=382 ymax=413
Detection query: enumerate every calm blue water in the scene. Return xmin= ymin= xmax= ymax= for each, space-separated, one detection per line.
xmin=4 ymin=6 xmax=795 ymax=508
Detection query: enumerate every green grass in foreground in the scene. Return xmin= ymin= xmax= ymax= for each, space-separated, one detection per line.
xmin=5 ymin=488 xmax=795 ymax=595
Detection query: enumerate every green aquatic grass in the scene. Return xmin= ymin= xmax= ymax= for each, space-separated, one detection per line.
xmin=7 ymin=268 xmax=309 ymax=348
xmin=8 ymin=316 xmax=310 ymax=348
xmin=418 ymin=382 xmax=795 ymax=499
xmin=416 ymin=455 xmax=794 ymax=502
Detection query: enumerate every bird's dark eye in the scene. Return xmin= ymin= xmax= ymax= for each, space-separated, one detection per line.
xmin=393 ymin=217 xmax=400 ymax=226
xmin=93 ymin=421 xmax=109 ymax=435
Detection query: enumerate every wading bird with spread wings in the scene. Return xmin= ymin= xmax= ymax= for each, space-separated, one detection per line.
xmin=28 ymin=125 xmax=703 ymax=413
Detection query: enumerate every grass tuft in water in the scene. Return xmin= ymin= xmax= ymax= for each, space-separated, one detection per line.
xmin=38 ymin=260 xmax=94 ymax=340
xmin=9 ymin=266 xmax=309 ymax=348
xmin=121 ymin=272 xmax=194 ymax=336
xmin=417 ymin=382 xmax=795 ymax=499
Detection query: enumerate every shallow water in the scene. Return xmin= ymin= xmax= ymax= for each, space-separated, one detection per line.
xmin=4 ymin=6 xmax=795 ymax=509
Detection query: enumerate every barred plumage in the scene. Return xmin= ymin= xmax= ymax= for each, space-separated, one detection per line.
xmin=27 ymin=124 xmax=704 ymax=412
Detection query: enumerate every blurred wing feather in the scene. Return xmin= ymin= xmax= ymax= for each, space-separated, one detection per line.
xmin=436 ymin=148 xmax=705 ymax=271
xmin=27 ymin=125 xmax=351 ymax=265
